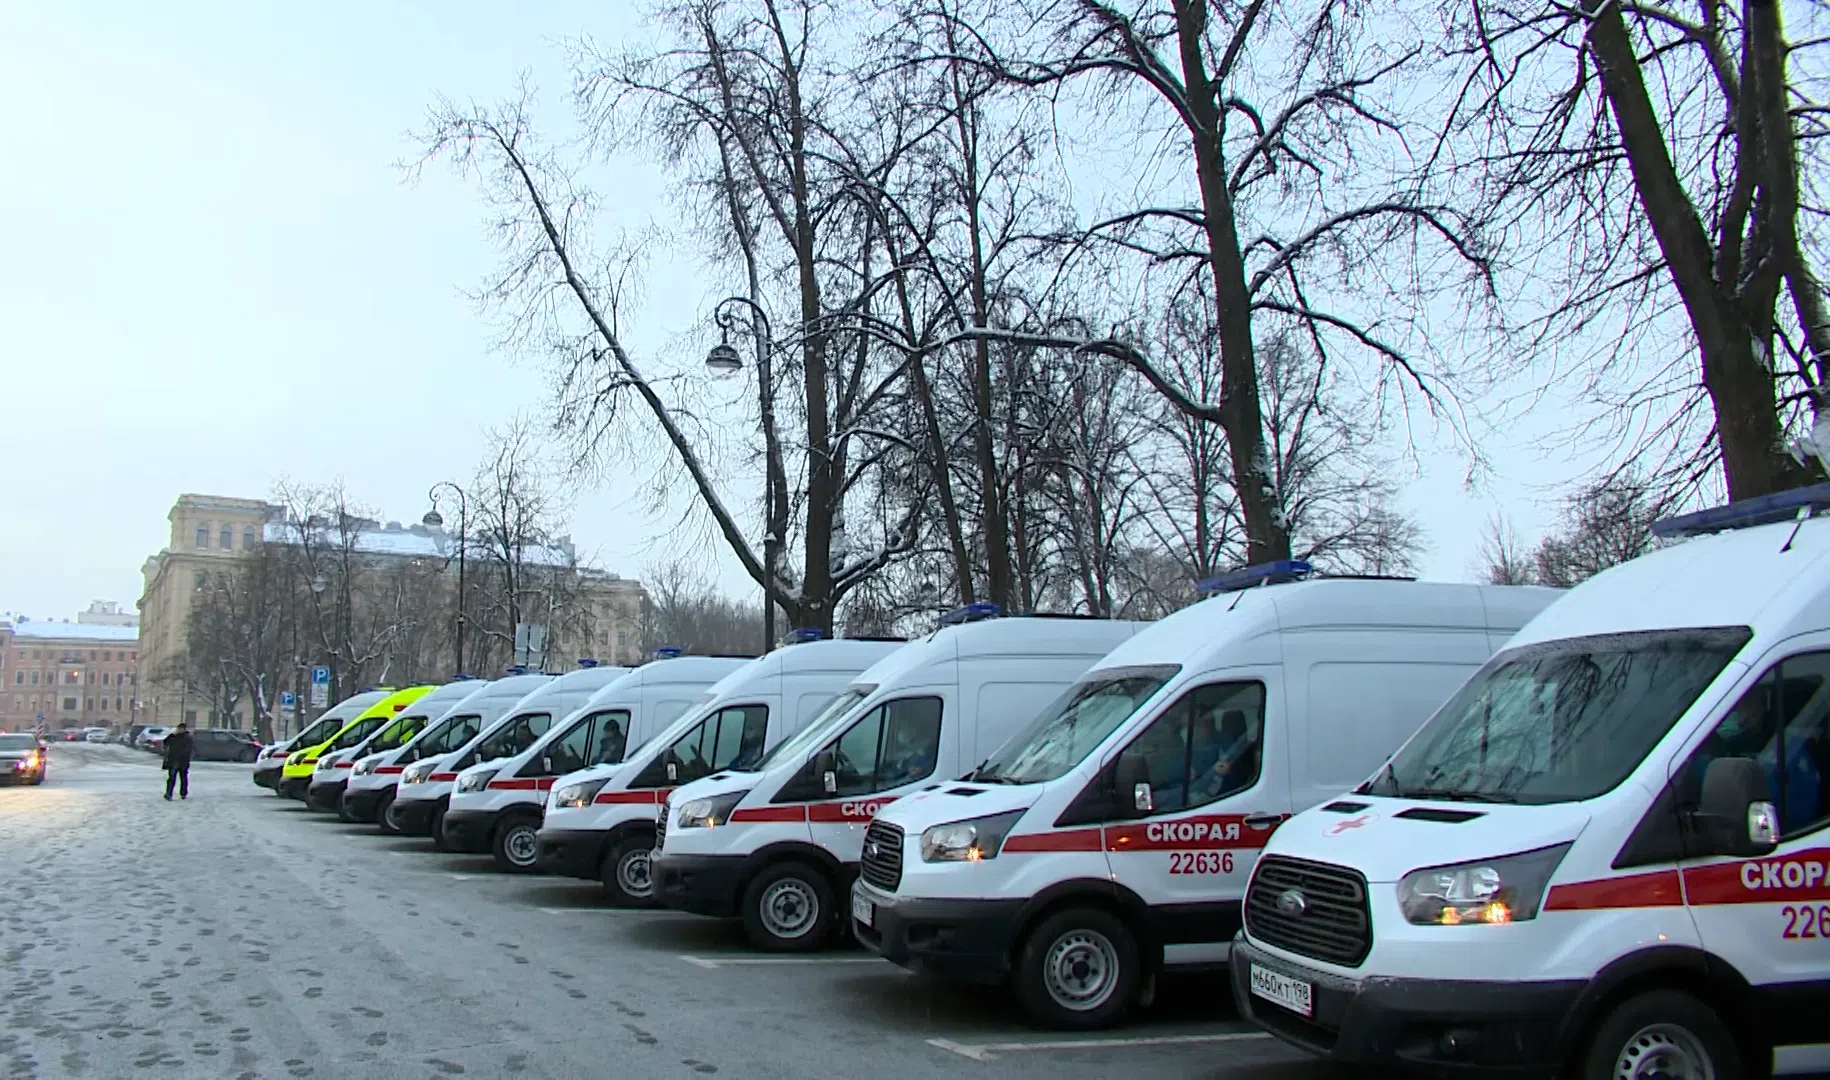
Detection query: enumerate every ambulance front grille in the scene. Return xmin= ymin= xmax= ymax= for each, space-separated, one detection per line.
xmin=859 ymin=820 xmax=903 ymax=892
xmin=655 ymin=802 xmax=669 ymax=853
xmin=1244 ymin=855 xmax=1371 ymax=967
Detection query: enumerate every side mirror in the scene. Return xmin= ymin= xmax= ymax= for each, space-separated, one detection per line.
xmin=814 ymin=748 xmax=838 ymax=795
xmin=665 ymin=761 xmax=678 ymax=782
xmin=1114 ymin=752 xmax=1152 ymax=817
xmin=541 ymin=756 xmax=553 ymax=774
xmin=1696 ymin=756 xmax=1780 ymax=857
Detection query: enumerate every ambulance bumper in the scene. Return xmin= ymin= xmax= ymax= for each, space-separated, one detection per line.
xmin=535 ymin=829 xmax=609 ymax=879
xmin=253 ymin=763 xmax=283 ymax=790
xmin=1230 ymin=938 xmax=1580 ymax=1077
xmin=390 ymin=797 xmax=439 ymax=836
xmin=652 ymin=854 xmax=744 ymax=917
xmin=342 ymin=786 xmax=386 ymax=823
xmin=305 ymin=779 xmax=347 ymax=811
xmin=850 ymin=882 xmax=1019 ymax=984
xmin=440 ymin=809 xmax=497 ymax=854
xmin=277 ymin=776 xmax=310 ymax=800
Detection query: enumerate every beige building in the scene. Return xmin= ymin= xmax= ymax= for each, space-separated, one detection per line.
xmin=0 ymin=616 xmax=141 ymax=734
xmin=138 ymin=493 xmax=648 ymax=731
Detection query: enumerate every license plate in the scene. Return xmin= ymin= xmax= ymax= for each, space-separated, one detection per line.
xmin=1248 ymin=964 xmax=1312 ymax=1017
xmin=851 ymin=891 xmax=874 ymax=927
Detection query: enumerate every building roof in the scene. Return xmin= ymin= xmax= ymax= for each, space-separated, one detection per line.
xmin=260 ymin=520 xmax=586 ymax=569
xmin=3 ymin=620 xmax=141 ymax=643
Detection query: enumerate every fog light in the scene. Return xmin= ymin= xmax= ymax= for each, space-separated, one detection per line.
xmin=1438 ymin=1028 xmax=1480 ymax=1058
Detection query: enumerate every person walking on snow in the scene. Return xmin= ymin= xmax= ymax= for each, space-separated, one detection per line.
xmin=163 ymin=722 xmax=194 ymax=800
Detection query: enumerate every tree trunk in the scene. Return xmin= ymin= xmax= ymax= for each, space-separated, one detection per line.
xmin=1171 ymin=0 xmax=1291 ymax=563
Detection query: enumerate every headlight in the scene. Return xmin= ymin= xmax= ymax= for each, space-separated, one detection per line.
xmin=403 ymin=762 xmax=433 ymax=784
xmin=920 ymin=809 xmax=1028 ymax=862
xmin=353 ymin=758 xmax=378 ymax=777
xmin=287 ymin=752 xmax=305 ymax=766
xmin=456 ymin=769 xmax=497 ymax=794
xmin=553 ymin=778 xmax=610 ymax=809
xmin=675 ymin=790 xmax=749 ymax=829
xmin=1398 ymin=843 xmax=1572 ymax=925
xmin=315 ymin=757 xmax=335 ymax=772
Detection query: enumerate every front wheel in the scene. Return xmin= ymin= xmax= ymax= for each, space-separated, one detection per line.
xmin=376 ymin=791 xmax=402 ymax=835
xmin=492 ymin=814 xmax=542 ymax=873
xmin=1012 ymin=908 xmax=1141 ymax=1031
xmin=431 ymin=802 xmax=452 ymax=851
xmin=1580 ymin=989 xmax=1743 ymax=1080
xmin=336 ymin=791 xmax=358 ymax=824
xmin=601 ymin=835 xmax=656 ymax=907
xmin=740 ymin=861 xmax=835 ymax=952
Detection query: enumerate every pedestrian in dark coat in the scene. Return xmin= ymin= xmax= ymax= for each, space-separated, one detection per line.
xmin=163 ymin=723 xmax=194 ymax=801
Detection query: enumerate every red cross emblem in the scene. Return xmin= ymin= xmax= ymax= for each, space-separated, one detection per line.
xmin=1327 ymin=814 xmax=1371 ymax=836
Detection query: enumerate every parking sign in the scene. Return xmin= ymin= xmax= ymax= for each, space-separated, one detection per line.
xmin=309 ymin=666 xmax=330 ymax=708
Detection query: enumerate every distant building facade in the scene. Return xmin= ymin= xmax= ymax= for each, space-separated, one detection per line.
xmin=0 ymin=616 xmax=141 ymax=734
xmin=78 ymin=600 xmax=139 ymax=627
xmin=138 ymin=493 xmax=647 ymax=731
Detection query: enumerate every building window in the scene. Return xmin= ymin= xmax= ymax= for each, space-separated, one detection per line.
xmin=220 ymin=525 xmax=233 ymax=549
xmin=29 ymin=672 xmax=37 ymax=685
xmin=243 ymin=527 xmax=256 ymax=551
xmin=30 ymin=650 xmax=38 ymax=660
xmin=88 ymin=650 xmax=96 ymax=661
xmin=62 ymin=697 xmax=77 ymax=711
xmin=115 ymin=697 xmax=123 ymax=711
xmin=98 ymin=698 xmax=106 ymax=711
xmin=196 ymin=524 xmax=210 ymax=548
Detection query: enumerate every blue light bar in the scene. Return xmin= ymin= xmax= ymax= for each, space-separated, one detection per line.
xmin=653 ymin=646 xmax=683 ymax=660
xmin=1649 ymin=482 xmax=1830 ymax=539
xmin=784 ymin=628 xmax=824 ymax=644
xmin=504 ymin=665 xmax=528 ymax=675
xmin=577 ymin=658 xmax=600 ymax=668
xmin=939 ymin=601 xmax=1000 ymax=627
xmin=452 ymin=673 xmax=476 ymax=682
xmin=1195 ymin=559 xmax=1314 ymax=597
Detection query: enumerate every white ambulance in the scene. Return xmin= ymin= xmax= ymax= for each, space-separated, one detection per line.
xmin=389 ymin=671 xmax=557 ymax=841
xmin=1232 ymin=488 xmax=1830 ymax=1079
xmin=652 ymin=609 xmax=1151 ymax=951
xmin=443 ymin=655 xmax=751 ymax=872
xmin=306 ymin=679 xmax=484 ymax=815
xmin=252 ymin=690 xmax=388 ymax=793
xmin=396 ymin=663 xmax=629 ymax=852
xmin=540 ymin=638 xmax=907 ymax=904
xmin=344 ymin=675 xmax=547 ymax=832
xmin=851 ymin=569 xmax=1561 ymax=1029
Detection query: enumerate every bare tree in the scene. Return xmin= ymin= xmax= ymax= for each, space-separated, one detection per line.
xmin=1531 ymin=473 xmax=1671 ymax=587
xmin=1474 ymin=515 xmax=1538 ymax=586
xmin=1453 ymin=0 xmax=1830 ymax=499
xmin=638 ymin=560 xmax=763 ymax=654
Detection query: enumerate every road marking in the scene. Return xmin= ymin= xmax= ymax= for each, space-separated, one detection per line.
xmin=678 ymin=954 xmax=886 ymax=969
xmin=446 ymin=874 xmax=478 ymax=881
xmin=926 ymin=1031 xmax=1271 ymax=1062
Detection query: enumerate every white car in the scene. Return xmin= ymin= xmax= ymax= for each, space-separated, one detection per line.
xmin=83 ymin=728 xmax=110 ymax=743
xmin=137 ymin=726 xmax=172 ymax=751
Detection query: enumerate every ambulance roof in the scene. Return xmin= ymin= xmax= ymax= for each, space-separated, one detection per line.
xmin=1509 ymin=515 xmax=1830 ymax=651
xmin=1090 ymin=579 xmax=1561 ymax=674
xmin=577 ymin=656 xmax=753 ymax=708
xmin=447 ymin=673 xmax=555 ymax=712
xmin=321 ymin=689 xmax=389 ymax=719
xmin=732 ymin=637 xmax=907 ymax=682
xmin=852 ymin=616 xmax=1149 ymax=691
xmin=395 ymin=679 xmax=486 ymax=718
xmin=513 ymin=665 xmax=630 ymax=703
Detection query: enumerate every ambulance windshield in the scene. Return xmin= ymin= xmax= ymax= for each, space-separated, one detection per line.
xmin=1362 ymin=627 xmax=1750 ymax=806
xmin=972 ymin=666 xmax=1178 ymax=785
xmin=748 ymin=687 xmax=873 ymax=772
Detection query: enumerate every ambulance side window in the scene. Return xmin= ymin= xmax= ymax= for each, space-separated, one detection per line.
xmin=804 ymin=697 xmax=944 ymax=798
xmin=1677 ymin=652 xmax=1830 ymax=839
xmin=541 ymin=717 xmax=597 ymax=776
xmin=1111 ymin=682 xmax=1266 ymax=816
xmin=589 ymin=710 xmax=632 ymax=767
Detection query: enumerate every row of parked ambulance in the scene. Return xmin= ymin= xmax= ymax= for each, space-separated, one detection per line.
xmin=254 ymin=482 xmax=1830 ymax=1080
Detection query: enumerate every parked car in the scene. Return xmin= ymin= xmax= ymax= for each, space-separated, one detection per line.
xmin=137 ymin=726 xmax=171 ymax=751
xmin=123 ymin=724 xmax=151 ymax=746
xmin=190 ymin=729 xmax=263 ymax=763
xmin=0 ymin=733 xmax=47 ymax=785
xmin=83 ymin=729 xmax=109 ymax=743
xmin=56 ymin=728 xmax=83 ymax=742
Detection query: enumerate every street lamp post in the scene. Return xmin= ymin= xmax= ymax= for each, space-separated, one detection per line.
xmin=423 ymin=482 xmax=470 ymax=675
xmin=708 ymin=296 xmax=781 ymax=653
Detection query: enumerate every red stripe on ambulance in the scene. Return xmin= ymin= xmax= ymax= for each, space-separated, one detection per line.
xmin=487 ymin=777 xmax=556 ymax=792
xmin=430 ymin=772 xmax=457 ymax=782
xmin=1003 ymin=828 xmax=1103 ymax=853
xmin=376 ymin=766 xmax=403 ymax=775
xmin=594 ymin=789 xmax=668 ymax=805
xmin=1683 ymin=849 xmax=1830 ymax=905
xmin=1105 ymin=815 xmax=1266 ymax=852
xmin=1543 ymin=869 xmax=1684 ymax=911
xmin=729 ymin=806 xmax=808 ymax=823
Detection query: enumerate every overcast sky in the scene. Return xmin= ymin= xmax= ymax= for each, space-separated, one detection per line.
xmin=0 ymin=1 xmax=1574 ymax=623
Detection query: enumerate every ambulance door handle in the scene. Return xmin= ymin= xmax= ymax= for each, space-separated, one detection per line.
xmin=1242 ymin=813 xmax=1283 ymax=831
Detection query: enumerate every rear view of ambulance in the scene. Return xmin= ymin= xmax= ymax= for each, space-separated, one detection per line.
xmin=542 ymin=638 xmax=904 ymax=904
xmin=1232 ymin=487 xmax=1830 ymax=1079
xmin=653 ymin=609 xmax=1148 ymax=950
xmin=444 ymin=655 xmax=749 ymax=872
xmin=854 ymin=567 xmax=1560 ymax=1029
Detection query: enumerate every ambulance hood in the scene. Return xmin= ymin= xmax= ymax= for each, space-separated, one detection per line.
xmin=871 ymin=781 xmax=1040 ymax=834
xmin=1266 ymin=797 xmax=1597 ymax=883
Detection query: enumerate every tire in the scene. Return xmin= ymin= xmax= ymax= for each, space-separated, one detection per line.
xmin=600 ymin=835 xmax=657 ymax=907
xmin=1579 ymin=989 xmax=1743 ymax=1080
xmin=431 ymin=802 xmax=452 ymax=851
xmin=740 ymin=861 xmax=836 ymax=952
xmin=376 ymin=791 xmax=401 ymax=835
xmin=492 ymin=813 xmax=542 ymax=873
xmin=1012 ymin=907 xmax=1141 ymax=1031
xmin=336 ymin=791 xmax=357 ymax=824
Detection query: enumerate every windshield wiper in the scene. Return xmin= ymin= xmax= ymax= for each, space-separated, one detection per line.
xmin=1399 ymin=787 xmax=1518 ymax=804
